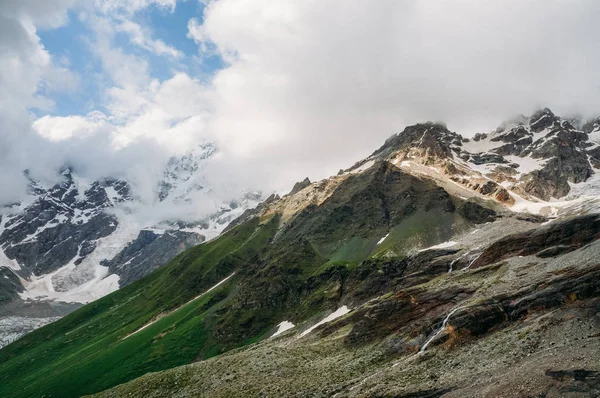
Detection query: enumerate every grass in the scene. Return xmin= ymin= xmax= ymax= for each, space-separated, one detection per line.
xmin=0 ymin=217 xmax=278 ymax=398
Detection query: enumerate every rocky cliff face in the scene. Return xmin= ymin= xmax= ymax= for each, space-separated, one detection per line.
xmin=349 ymin=109 xmax=600 ymax=205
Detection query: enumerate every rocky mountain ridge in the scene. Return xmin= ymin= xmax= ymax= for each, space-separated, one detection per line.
xmin=348 ymin=108 xmax=600 ymax=208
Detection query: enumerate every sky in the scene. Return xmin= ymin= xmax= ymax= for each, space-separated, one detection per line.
xmin=2 ymin=0 xmax=600 ymax=209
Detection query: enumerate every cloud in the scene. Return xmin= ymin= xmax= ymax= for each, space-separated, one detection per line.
xmin=1 ymin=0 xmax=77 ymax=28
xmin=0 ymin=0 xmax=81 ymax=203
xmin=116 ymin=18 xmax=183 ymax=58
xmin=33 ymin=112 xmax=109 ymax=142
xmin=186 ymin=0 xmax=600 ymax=193
xmin=6 ymin=0 xmax=600 ymax=214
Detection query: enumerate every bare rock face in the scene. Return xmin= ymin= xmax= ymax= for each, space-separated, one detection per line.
xmin=102 ymin=230 xmax=205 ymax=286
xmin=471 ymin=214 xmax=600 ymax=269
xmin=371 ymin=122 xmax=462 ymax=165
xmin=362 ymin=109 xmax=600 ymax=205
xmin=488 ymin=108 xmax=595 ymax=200
xmin=289 ymin=177 xmax=311 ymax=195
xmin=0 ymin=172 xmax=128 ymax=276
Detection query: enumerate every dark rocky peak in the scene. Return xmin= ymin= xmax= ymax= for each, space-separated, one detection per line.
xmin=371 ymin=122 xmax=464 ymax=163
xmin=529 ymin=107 xmax=560 ymax=132
xmin=75 ymin=178 xmax=132 ymax=211
xmin=582 ymin=116 xmax=600 ymax=134
xmin=491 ymin=125 xmax=530 ymax=143
xmin=289 ymin=177 xmax=311 ymax=195
xmin=489 ymin=125 xmax=535 ymax=156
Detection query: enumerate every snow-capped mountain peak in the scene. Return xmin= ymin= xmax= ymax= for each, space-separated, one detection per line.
xmin=0 ymin=142 xmax=261 ymax=347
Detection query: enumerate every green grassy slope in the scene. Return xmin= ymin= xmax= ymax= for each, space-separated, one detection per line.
xmin=0 ymin=217 xmax=278 ymax=398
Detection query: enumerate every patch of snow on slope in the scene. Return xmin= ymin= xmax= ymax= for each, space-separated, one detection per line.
xmin=419 ymin=241 xmax=458 ymax=252
xmin=271 ymin=321 xmax=295 ymax=338
xmin=510 ymin=186 xmax=600 ymax=218
xmin=567 ymin=172 xmax=600 ymax=199
xmin=104 ymin=186 xmax=121 ymax=203
xmin=0 ymin=250 xmax=21 ymax=271
xmin=588 ymin=129 xmax=600 ymax=144
xmin=462 ymin=136 xmax=497 ymax=154
xmin=504 ymin=155 xmax=547 ymax=175
xmin=299 ymin=306 xmax=351 ymax=338
xmin=377 ymin=233 xmax=390 ymax=245
xmin=465 ymin=160 xmax=494 ymax=177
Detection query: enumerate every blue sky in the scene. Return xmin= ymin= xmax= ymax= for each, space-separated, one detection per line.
xmin=36 ymin=1 xmax=220 ymax=117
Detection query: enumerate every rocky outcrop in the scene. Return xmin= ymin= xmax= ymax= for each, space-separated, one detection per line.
xmin=370 ymin=123 xmax=463 ymax=165
xmin=471 ymin=214 xmax=600 ymax=268
xmin=342 ymin=261 xmax=600 ymax=355
xmin=103 ymin=230 xmax=205 ymax=286
xmin=456 ymin=201 xmax=499 ymax=224
xmin=344 ymin=286 xmax=475 ymax=347
xmin=289 ymin=178 xmax=311 ymax=195
xmin=485 ymin=108 xmax=595 ymax=200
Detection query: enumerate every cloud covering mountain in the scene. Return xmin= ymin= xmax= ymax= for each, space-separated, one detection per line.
xmin=3 ymin=0 xmax=600 ymax=208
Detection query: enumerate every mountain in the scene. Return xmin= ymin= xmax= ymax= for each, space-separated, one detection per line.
xmin=0 ymin=143 xmax=261 ymax=348
xmin=1 ymin=109 xmax=599 ymax=398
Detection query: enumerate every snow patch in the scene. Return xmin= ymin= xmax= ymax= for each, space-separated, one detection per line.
xmin=104 ymin=186 xmax=121 ymax=204
xmin=299 ymin=306 xmax=351 ymax=338
xmin=504 ymin=155 xmax=547 ymax=175
xmin=376 ymin=233 xmax=389 ymax=245
xmin=418 ymin=241 xmax=458 ymax=252
xmin=19 ymin=212 xmax=140 ymax=303
xmin=271 ymin=321 xmax=295 ymax=338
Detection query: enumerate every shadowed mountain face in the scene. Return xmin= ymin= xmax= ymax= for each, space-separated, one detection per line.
xmin=1 ymin=109 xmax=600 ymax=398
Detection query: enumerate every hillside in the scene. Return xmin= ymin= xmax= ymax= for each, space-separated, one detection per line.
xmin=1 ymin=110 xmax=599 ymax=398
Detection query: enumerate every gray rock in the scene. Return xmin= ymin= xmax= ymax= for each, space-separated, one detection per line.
xmin=102 ymin=230 xmax=205 ymax=286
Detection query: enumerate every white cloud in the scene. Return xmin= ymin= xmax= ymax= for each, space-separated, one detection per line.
xmin=116 ymin=18 xmax=183 ymax=58
xmin=7 ymin=0 xmax=600 ymax=210
xmin=184 ymin=0 xmax=600 ymax=193
xmin=33 ymin=112 xmax=109 ymax=142
xmin=0 ymin=0 xmax=80 ymax=203
xmin=1 ymin=0 xmax=77 ymax=28
xmin=110 ymin=73 xmax=213 ymax=152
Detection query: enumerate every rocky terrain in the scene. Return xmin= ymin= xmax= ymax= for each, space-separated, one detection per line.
xmin=0 ymin=109 xmax=599 ymax=397
xmin=0 ymin=143 xmax=261 ymax=348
